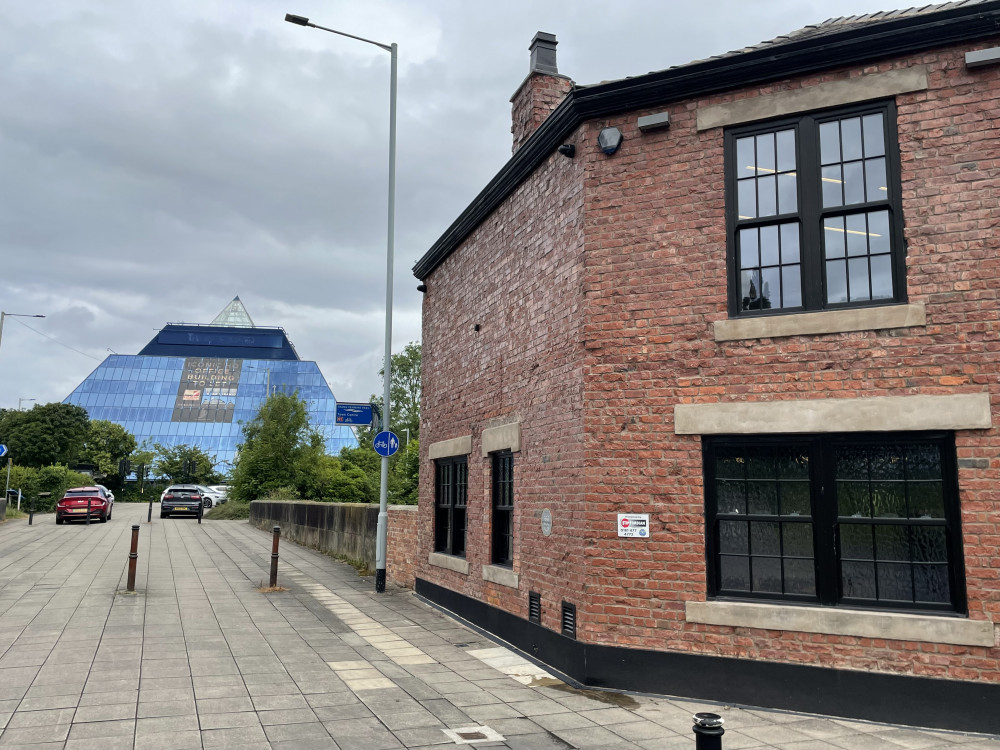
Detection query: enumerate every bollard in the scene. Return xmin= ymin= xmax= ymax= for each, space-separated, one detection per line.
xmin=197 ymin=498 xmax=203 ymax=524
xmin=127 ymin=524 xmax=139 ymax=592
xmin=28 ymin=506 xmax=34 ymax=525
xmin=693 ymin=713 xmax=725 ymax=750
xmin=147 ymin=498 xmax=153 ymax=523
xmin=269 ymin=526 xmax=280 ymax=587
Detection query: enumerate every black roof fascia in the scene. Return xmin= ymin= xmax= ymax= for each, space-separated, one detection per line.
xmin=413 ymin=2 xmax=1000 ymax=280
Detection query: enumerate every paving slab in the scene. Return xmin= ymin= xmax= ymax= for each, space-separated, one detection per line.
xmin=1 ymin=504 xmax=998 ymax=750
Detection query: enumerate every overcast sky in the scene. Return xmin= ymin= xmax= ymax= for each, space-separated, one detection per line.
xmin=0 ymin=0 xmax=922 ymax=411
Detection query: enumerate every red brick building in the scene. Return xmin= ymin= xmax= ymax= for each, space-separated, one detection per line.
xmin=412 ymin=3 xmax=1000 ymax=731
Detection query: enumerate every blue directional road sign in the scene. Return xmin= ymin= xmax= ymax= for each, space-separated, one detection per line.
xmin=336 ymin=402 xmax=374 ymax=426
xmin=373 ymin=431 xmax=400 ymax=458
xmin=0 ymin=445 xmax=7 ymax=459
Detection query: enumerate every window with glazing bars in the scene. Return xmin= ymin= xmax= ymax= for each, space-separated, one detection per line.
xmin=704 ymin=433 xmax=965 ymax=613
xmin=725 ymin=101 xmax=905 ymax=315
xmin=491 ymin=451 xmax=514 ymax=566
xmin=434 ymin=457 xmax=467 ymax=557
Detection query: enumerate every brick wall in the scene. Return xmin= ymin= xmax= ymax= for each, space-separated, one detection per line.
xmin=579 ymin=43 xmax=1000 ymax=678
xmin=387 ymin=505 xmax=419 ymax=588
xmin=421 ymin=38 xmax=1000 ymax=683
xmin=419 ymin=137 xmax=587 ymax=628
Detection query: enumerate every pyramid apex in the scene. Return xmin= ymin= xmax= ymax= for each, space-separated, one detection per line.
xmin=211 ymin=297 xmax=255 ymax=328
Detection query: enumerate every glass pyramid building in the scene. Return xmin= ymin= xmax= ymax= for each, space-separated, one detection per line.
xmin=63 ymin=297 xmax=358 ymax=473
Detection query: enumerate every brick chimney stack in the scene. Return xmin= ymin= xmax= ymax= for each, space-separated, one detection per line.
xmin=510 ymin=32 xmax=573 ymax=154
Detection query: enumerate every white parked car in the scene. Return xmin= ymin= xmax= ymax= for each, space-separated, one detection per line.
xmin=206 ymin=485 xmax=230 ymax=504
xmin=197 ymin=485 xmax=225 ymax=508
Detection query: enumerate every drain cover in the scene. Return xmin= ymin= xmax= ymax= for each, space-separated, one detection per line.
xmin=443 ymin=726 xmax=505 ymax=744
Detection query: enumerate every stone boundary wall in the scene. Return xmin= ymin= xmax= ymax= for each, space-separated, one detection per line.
xmin=249 ymin=501 xmax=419 ymax=589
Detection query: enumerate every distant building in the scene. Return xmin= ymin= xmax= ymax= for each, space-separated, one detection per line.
xmin=64 ymin=297 xmax=356 ymax=472
xmin=413 ymin=2 xmax=1000 ymax=733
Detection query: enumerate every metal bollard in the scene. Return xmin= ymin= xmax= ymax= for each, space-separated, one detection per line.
xmin=693 ymin=713 xmax=725 ymax=750
xmin=197 ymin=498 xmax=203 ymax=524
xmin=147 ymin=498 xmax=153 ymax=523
xmin=86 ymin=498 xmax=91 ymax=525
xmin=127 ymin=524 xmax=140 ymax=592
xmin=269 ymin=526 xmax=280 ymax=587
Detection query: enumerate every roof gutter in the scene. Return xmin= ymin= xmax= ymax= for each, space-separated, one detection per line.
xmin=413 ymin=2 xmax=1000 ymax=280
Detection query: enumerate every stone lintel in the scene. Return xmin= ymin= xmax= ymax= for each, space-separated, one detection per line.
xmin=674 ymin=393 xmax=992 ymax=435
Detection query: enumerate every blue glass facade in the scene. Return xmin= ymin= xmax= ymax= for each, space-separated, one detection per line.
xmin=63 ymin=309 xmax=358 ymax=473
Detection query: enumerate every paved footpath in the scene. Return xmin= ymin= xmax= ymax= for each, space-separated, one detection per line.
xmin=1 ymin=504 xmax=999 ymax=750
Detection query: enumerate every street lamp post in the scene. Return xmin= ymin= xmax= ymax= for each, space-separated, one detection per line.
xmin=285 ymin=13 xmax=397 ymax=593
xmin=0 ymin=312 xmax=46 ymax=354
xmin=17 ymin=397 xmax=35 ymax=411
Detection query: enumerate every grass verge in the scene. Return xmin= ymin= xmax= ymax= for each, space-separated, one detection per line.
xmin=205 ymin=501 xmax=250 ymax=520
xmin=1 ymin=507 xmax=26 ymax=521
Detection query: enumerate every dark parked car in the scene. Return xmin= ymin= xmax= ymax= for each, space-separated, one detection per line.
xmin=160 ymin=485 xmax=206 ymax=518
xmin=56 ymin=486 xmax=113 ymax=524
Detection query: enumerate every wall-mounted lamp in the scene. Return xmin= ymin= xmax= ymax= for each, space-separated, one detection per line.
xmin=417 ymin=284 xmax=427 ymax=293
xmin=557 ymin=144 xmax=576 ymax=158
xmin=598 ymin=127 xmax=623 ymax=155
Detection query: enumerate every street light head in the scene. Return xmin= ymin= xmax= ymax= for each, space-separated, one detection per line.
xmin=285 ymin=13 xmax=309 ymax=25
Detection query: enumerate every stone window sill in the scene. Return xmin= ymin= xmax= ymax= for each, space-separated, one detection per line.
xmin=482 ymin=564 xmax=519 ymax=589
xmin=428 ymin=552 xmax=469 ymax=575
xmin=685 ymin=600 xmax=995 ymax=647
xmin=713 ymin=303 xmax=925 ymax=342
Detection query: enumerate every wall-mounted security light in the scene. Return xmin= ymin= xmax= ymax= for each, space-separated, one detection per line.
xmin=598 ymin=127 xmax=623 ymax=155
xmin=417 ymin=284 xmax=427 ymax=293
xmin=557 ymin=144 xmax=576 ymax=158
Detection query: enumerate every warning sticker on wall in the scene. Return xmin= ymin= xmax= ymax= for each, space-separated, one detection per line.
xmin=617 ymin=513 xmax=650 ymax=538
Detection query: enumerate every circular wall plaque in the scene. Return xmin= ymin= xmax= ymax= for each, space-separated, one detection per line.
xmin=540 ymin=508 xmax=553 ymax=537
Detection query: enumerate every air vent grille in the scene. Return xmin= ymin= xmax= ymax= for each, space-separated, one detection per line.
xmin=528 ymin=591 xmax=541 ymax=624
xmin=561 ymin=601 xmax=576 ymax=639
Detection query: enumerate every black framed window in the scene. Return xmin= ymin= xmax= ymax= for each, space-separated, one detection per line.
xmin=726 ymin=101 xmax=905 ymax=315
xmin=491 ymin=451 xmax=514 ymax=566
xmin=434 ymin=457 xmax=467 ymax=557
xmin=704 ymin=433 xmax=965 ymax=614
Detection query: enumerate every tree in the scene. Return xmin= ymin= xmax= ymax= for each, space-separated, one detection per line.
xmin=300 ymin=453 xmax=374 ymax=504
xmin=79 ymin=420 xmax=137 ymax=478
xmin=393 ymin=438 xmax=419 ymax=505
xmin=153 ymin=443 xmax=222 ymax=484
xmin=342 ymin=342 xmax=422 ymax=503
xmin=229 ymin=392 xmax=320 ymax=503
xmin=384 ymin=341 xmax=421 ymax=442
xmin=365 ymin=342 xmax=421 ymax=440
xmin=0 ymin=402 xmax=89 ymax=468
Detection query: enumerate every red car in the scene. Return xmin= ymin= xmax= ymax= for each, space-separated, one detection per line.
xmin=56 ymin=486 xmax=113 ymax=524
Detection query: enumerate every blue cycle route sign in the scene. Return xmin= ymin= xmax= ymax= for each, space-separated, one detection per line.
xmin=0 ymin=445 xmax=7 ymax=459
xmin=336 ymin=402 xmax=374 ymax=426
xmin=373 ymin=431 xmax=400 ymax=458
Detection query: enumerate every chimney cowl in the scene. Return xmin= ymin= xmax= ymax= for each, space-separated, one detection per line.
xmin=529 ymin=32 xmax=559 ymax=75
